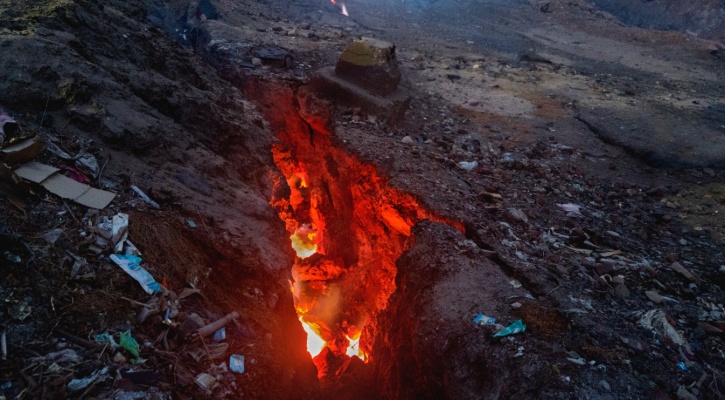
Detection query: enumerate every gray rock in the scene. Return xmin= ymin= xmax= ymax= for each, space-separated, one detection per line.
xmin=335 ymin=37 xmax=401 ymax=96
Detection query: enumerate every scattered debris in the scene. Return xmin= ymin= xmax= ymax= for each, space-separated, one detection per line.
xmin=457 ymin=161 xmax=478 ymax=171
xmin=195 ymin=372 xmax=216 ymax=391
xmin=230 ymin=354 xmax=245 ymax=374
xmin=493 ymin=320 xmax=527 ymax=338
xmin=14 ymin=161 xmax=116 ymax=208
xmin=67 ymin=367 xmax=109 ymax=392
xmin=473 ymin=313 xmax=496 ymax=325
xmin=119 ymin=331 xmax=141 ymax=358
xmin=638 ymin=310 xmax=688 ymax=349
xmin=197 ymin=312 xmax=240 ymax=339
xmin=0 ymin=135 xmax=43 ymax=166
xmin=557 ymin=203 xmax=583 ymax=217
xmin=131 ymin=185 xmax=160 ymax=208
xmin=109 ymin=254 xmax=161 ymax=295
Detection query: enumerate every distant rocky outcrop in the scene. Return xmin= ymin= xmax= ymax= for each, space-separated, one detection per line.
xmin=591 ymin=0 xmax=725 ymax=42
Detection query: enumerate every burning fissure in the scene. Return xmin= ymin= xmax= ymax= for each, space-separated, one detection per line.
xmin=253 ymin=82 xmax=460 ymax=377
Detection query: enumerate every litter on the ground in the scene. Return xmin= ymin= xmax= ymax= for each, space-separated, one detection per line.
xmin=131 ymin=184 xmax=160 ymax=208
xmin=67 ymin=366 xmax=109 ymax=392
xmin=493 ymin=320 xmax=527 ymax=338
xmin=94 ymin=333 xmax=120 ymax=349
xmin=34 ymin=349 xmax=82 ymax=365
xmin=119 ymin=331 xmax=140 ymax=358
xmin=230 ymin=354 xmax=245 ymax=374
xmin=458 ymin=161 xmax=478 ymax=171
xmin=557 ymin=203 xmax=583 ymax=217
xmin=14 ymin=161 xmax=116 ymax=209
xmin=638 ymin=309 xmax=688 ymax=348
xmin=109 ymin=254 xmax=161 ymax=295
xmin=195 ymin=372 xmax=216 ymax=390
xmin=473 ymin=313 xmax=496 ymax=325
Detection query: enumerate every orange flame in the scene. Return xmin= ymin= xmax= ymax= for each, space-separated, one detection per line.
xmin=290 ymin=224 xmax=317 ymax=258
xmin=345 ymin=332 xmax=364 ymax=360
xmin=300 ymin=316 xmax=327 ymax=357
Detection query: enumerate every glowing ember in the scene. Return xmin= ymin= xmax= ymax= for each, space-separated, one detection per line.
xmin=300 ymin=317 xmax=327 ymax=357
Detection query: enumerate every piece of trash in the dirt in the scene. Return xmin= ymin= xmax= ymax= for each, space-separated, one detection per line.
xmin=0 ymin=135 xmax=43 ymax=166
xmin=62 ymin=165 xmax=91 ymax=184
xmin=94 ymin=333 xmax=120 ymax=349
xmin=67 ymin=366 xmax=109 ymax=392
xmin=44 ymin=139 xmax=73 ymax=159
xmin=676 ymin=361 xmax=687 ymax=371
xmin=187 ymin=219 xmax=197 ymax=228
xmin=9 ymin=300 xmax=31 ymax=321
xmin=213 ymin=327 xmax=226 ymax=342
xmin=509 ymin=279 xmax=522 ymax=288
xmin=670 ymin=262 xmax=698 ymax=282
xmin=109 ymin=254 xmax=161 ymax=295
xmin=131 ymin=185 xmax=160 ymax=208
xmin=514 ymin=346 xmax=524 ymax=357
xmin=638 ymin=309 xmax=689 ymax=350
xmin=458 ymin=160 xmax=478 ymax=171
xmin=557 ymin=203 xmax=583 ymax=216
xmin=230 ymin=354 xmax=245 ymax=374
xmin=34 ymin=349 xmax=82 ymax=365
xmin=493 ymin=320 xmax=527 ymax=338
xmin=111 ymin=213 xmax=129 ymax=250
xmin=473 ymin=314 xmax=496 ymax=325
xmin=195 ymin=372 xmax=216 ymax=390
xmin=560 ymin=375 xmax=571 ymax=383
xmin=119 ymin=331 xmax=140 ymax=358
xmin=14 ymin=161 xmax=116 ymax=209
xmin=0 ymin=109 xmax=20 ymax=148
xmin=566 ymin=351 xmax=586 ymax=366
xmin=114 ymin=352 xmax=126 ymax=363
xmin=4 ymin=251 xmax=20 ymax=263
xmin=76 ymin=153 xmax=99 ymax=177
xmin=197 ymin=311 xmax=240 ymax=339
xmin=510 ymin=302 xmax=522 ymax=309
xmin=209 ymin=361 xmax=228 ymax=376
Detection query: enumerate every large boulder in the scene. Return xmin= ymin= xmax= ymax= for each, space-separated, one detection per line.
xmin=335 ymin=37 xmax=401 ymax=96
